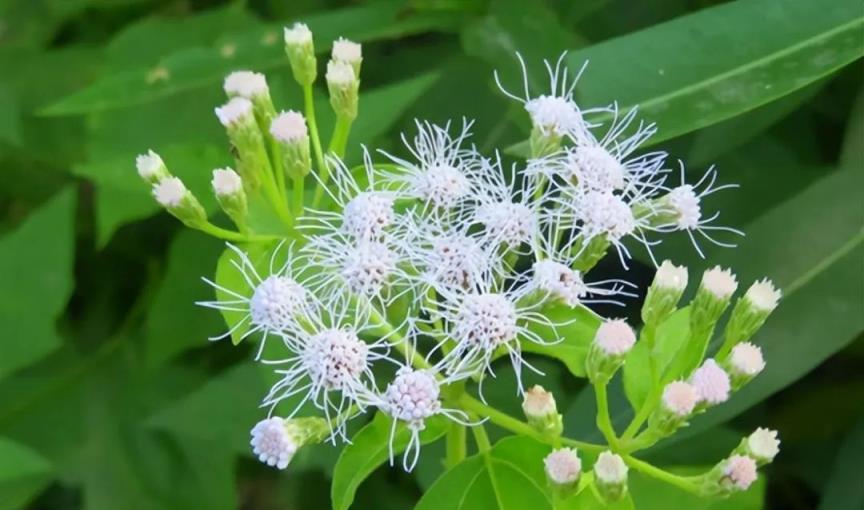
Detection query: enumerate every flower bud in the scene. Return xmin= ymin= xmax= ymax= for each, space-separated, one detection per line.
xmin=211 ymin=168 xmax=248 ymax=228
xmin=326 ymin=60 xmax=359 ymax=120
xmin=250 ymin=416 xmax=329 ymax=470
xmin=641 ymin=260 xmax=688 ymax=327
xmin=690 ymin=266 xmax=737 ymax=335
xmin=723 ymin=278 xmax=780 ymax=346
xmin=284 ymin=23 xmax=316 ymax=86
xmin=215 ymin=97 xmax=271 ymax=190
xmin=135 ymin=150 xmax=169 ymax=184
xmin=521 ymin=385 xmax=563 ymax=437
xmin=544 ymin=448 xmax=581 ymax=497
xmin=586 ymin=319 xmax=636 ymax=384
xmin=152 ymin=176 xmax=206 ymax=227
xmin=270 ymin=110 xmax=312 ymax=180
xmin=593 ymin=451 xmax=629 ymax=502
xmin=648 ymin=380 xmax=698 ymax=437
xmin=723 ymin=342 xmax=765 ymax=389
xmin=690 ymin=359 xmax=731 ymax=407
xmin=701 ymin=454 xmax=758 ymax=497
xmin=331 ymin=37 xmax=362 ymax=77
xmin=224 ymin=70 xmax=277 ymax=127
xmin=738 ymin=428 xmax=780 ymax=465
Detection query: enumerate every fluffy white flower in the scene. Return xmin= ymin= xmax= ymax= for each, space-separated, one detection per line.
xmin=730 ymin=342 xmax=765 ymax=377
xmin=701 ymin=266 xmax=738 ymax=300
xmin=594 ymin=319 xmax=636 ymax=356
xmin=224 ymin=70 xmax=269 ymax=98
xmin=544 ymin=448 xmax=582 ymax=485
xmin=250 ymin=417 xmax=297 ymax=469
xmin=284 ymin=22 xmax=312 ymax=46
xmin=723 ymin=455 xmax=758 ymax=490
xmin=662 ymin=381 xmax=698 ymax=416
xmin=654 ymin=260 xmax=688 ymax=291
xmin=211 ymin=167 xmax=242 ymax=196
xmin=136 ymin=149 xmax=163 ymax=179
xmin=153 ymin=176 xmax=186 ymax=207
xmin=747 ymin=428 xmax=780 ymax=462
xmin=198 ymin=243 xmax=311 ymax=359
xmin=745 ymin=279 xmax=781 ymax=312
xmin=215 ymin=96 xmax=254 ymax=127
xmin=691 ymin=359 xmax=731 ymax=405
xmin=270 ymin=110 xmax=308 ymax=143
xmin=332 ymin=37 xmax=362 ymax=63
xmin=594 ymin=451 xmax=628 ymax=484
xmin=472 ymin=156 xmax=540 ymax=249
xmin=326 ymin=60 xmax=355 ymax=85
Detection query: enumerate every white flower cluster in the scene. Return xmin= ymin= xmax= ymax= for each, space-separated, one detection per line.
xmin=198 ymin=53 xmax=747 ymax=472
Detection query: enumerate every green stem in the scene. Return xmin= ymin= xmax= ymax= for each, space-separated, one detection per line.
xmin=328 ymin=115 xmax=353 ymax=158
xmin=292 ymin=175 xmax=305 ymax=217
xmin=623 ymin=455 xmax=701 ymax=495
xmin=471 ymin=421 xmax=492 ymax=452
xmin=446 ymin=424 xmax=467 ymax=467
xmin=194 ymin=221 xmax=279 ymax=243
xmin=622 ymin=327 xmax=659 ymax=442
xmin=303 ymin=84 xmax=326 ymax=174
xmin=460 ymin=395 xmax=603 ymax=453
xmin=594 ymin=383 xmax=619 ymax=449
xmin=365 ymin=301 xmax=432 ymax=370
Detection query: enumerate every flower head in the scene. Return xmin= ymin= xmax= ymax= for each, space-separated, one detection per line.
xmin=746 ymin=428 xmax=780 ymax=463
xmin=654 ymin=260 xmax=688 ymax=291
xmin=544 ymin=448 xmax=582 ymax=485
xmin=270 ymin=110 xmax=308 ymax=143
xmin=211 ymin=167 xmax=243 ymax=196
xmin=332 ymin=38 xmax=362 ymax=65
xmin=729 ymin=342 xmax=765 ymax=377
xmin=723 ymin=455 xmax=758 ymax=490
xmin=594 ymin=319 xmax=636 ymax=356
xmin=136 ymin=150 xmax=164 ymax=181
xmin=283 ymin=22 xmax=312 ymax=46
xmin=594 ymin=451 xmax=628 ymax=484
xmin=224 ymin=70 xmax=269 ymax=99
xmin=215 ymin=96 xmax=254 ymax=127
xmin=745 ymin=279 xmax=781 ymax=312
xmin=153 ymin=176 xmax=186 ymax=207
xmin=250 ymin=417 xmax=297 ymax=469
xmin=662 ymin=381 xmax=698 ymax=416
xmin=691 ymin=359 xmax=731 ymax=405
xmin=701 ymin=266 xmax=738 ymax=300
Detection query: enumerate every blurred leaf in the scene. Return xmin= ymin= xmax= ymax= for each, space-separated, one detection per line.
xmin=0 ymin=188 xmax=75 ymax=379
xmin=629 ymin=467 xmax=765 ymax=509
xmin=331 ymin=412 xmax=449 ymax=510
xmin=0 ymin=83 xmax=20 ymax=145
xmin=415 ymin=436 xmax=552 ymax=510
xmin=506 ymin=0 xmax=863 ymax=154
xmin=71 ymin=143 xmax=226 ymax=246
xmin=562 ymin=482 xmax=635 ymax=510
xmin=818 ymin=415 xmax=864 ymax=510
xmin=144 ymin=230 xmax=224 ymax=367
xmin=43 ymin=2 xmax=460 ymax=115
xmin=521 ymin=303 xmax=601 ymax=378
xmin=0 ymin=436 xmax=53 ymax=510
xmin=840 ymin=85 xmax=864 ymax=169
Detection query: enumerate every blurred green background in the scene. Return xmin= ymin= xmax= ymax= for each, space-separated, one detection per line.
xmin=0 ymin=0 xmax=861 ymax=509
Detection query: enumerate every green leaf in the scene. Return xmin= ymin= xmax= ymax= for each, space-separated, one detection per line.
xmin=0 ymin=83 xmax=20 ymax=145
xmin=507 ymin=0 xmax=862 ymax=154
xmin=0 ymin=188 xmax=75 ymax=379
xmin=332 ymin=412 xmax=449 ymax=510
xmin=623 ymin=308 xmax=690 ymax=411
xmin=415 ymin=436 xmax=553 ymax=510
xmin=818 ymin=416 xmax=864 ymax=510
xmin=0 ymin=436 xmax=53 ymax=510
xmin=144 ymin=230 xmax=224 ymax=367
xmin=42 ymin=2 xmax=460 ymax=115
xmin=521 ymin=303 xmax=601 ymax=378
xmin=629 ymin=467 xmax=765 ymax=509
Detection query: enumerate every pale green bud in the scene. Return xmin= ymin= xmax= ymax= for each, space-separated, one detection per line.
xmin=211 ymin=168 xmax=248 ymax=228
xmin=700 ymin=455 xmax=758 ymax=497
xmin=521 ymin=385 xmax=563 ymax=437
xmin=270 ymin=110 xmax=311 ymax=180
xmin=642 ymin=260 xmax=688 ymax=327
xmin=544 ymin=448 xmax=582 ymax=498
xmin=594 ymin=451 xmax=629 ymax=502
xmin=585 ymin=319 xmax=636 ymax=384
xmin=331 ymin=37 xmax=362 ymax=77
xmin=152 ymin=177 xmax=206 ymax=227
xmin=647 ymin=381 xmax=699 ymax=439
xmin=735 ymin=428 xmax=780 ymax=466
xmin=284 ymin=23 xmax=317 ymax=86
xmin=724 ymin=279 xmax=780 ymax=346
xmin=136 ymin=150 xmax=169 ymax=184
xmin=690 ymin=266 xmax=737 ymax=335
xmin=326 ymin=60 xmax=359 ymax=120
xmin=215 ymin=97 xmax=272 ymax=191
